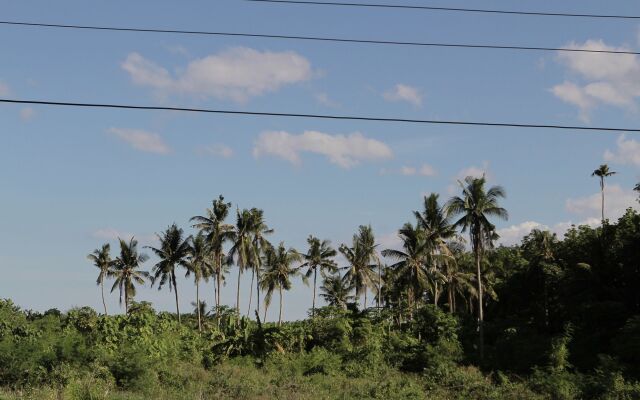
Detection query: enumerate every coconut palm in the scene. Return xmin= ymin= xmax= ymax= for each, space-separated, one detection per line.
xmin=382 ymin=223 xmax=439 ymax=317
xmin=320 ymin=273 xmax=355 ymax=309
xmin=228 ymin=209 xmax=254 ymax=315
xmin=259 ymin=242 xmax=301 ymax=325
xmin=111 ymin=238 xmax=149 ymax=314
xmin=340 ymin=225 xmax=380 ymax=310
xmin=446 ymin=175 xmax=508 ymax=360
xmin=87 ymin=243 xmax=114 ymax=315
xmin=445 ymin=241 xmax=475 ymax=314
xmin=191 ymin=195 xmax=234 ymax=316
xmin=185 ymin=232 xmax=211 ymax=332
xmin=299 ymin=236 xmax=337 ymax=317
xmin=146 ymin=224 xmax=192 ymax=323
xmin=414 ymin=193 xmax=458 ymax=305
xmin=591 ymin=164 xmax=617 ymax=224
xmin=247 ymin=208 xmax=273 ymax=317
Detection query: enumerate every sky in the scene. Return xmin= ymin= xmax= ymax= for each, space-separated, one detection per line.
xmin=1 ymin=0 xmax=639 ymax=321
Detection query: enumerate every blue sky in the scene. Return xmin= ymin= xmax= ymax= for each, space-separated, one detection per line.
xmin=1 ymin=0 xmax=639 ymax=320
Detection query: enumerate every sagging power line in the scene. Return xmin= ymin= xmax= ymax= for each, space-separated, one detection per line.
xmin=0 ymin=20 xmax=636 ymax=56
xmin=1 ymin=98 xmax=638 ymax=133
xmin=245 ymin=0 xmax=640 ymax=20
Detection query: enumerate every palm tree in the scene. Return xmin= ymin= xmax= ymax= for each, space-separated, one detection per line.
xmin=191 ymin=195 xmax=234 ymax=317
xmin=445 ymin=241 xmax=475 ymax=314
xmin=87 ymin=243 xmax=114 ymax=315
xmin=320 ymin=273 xmax=355 ymax=309
xmin=446 ymin=175 xmax=508 ymax=360
xmin=228 ymin=209 xmax=254 ymax=315
xmin=111 ymin=238 xmax=149 ymax=314
xmin=259 ymin=243 xmax=301 ymax=325
xmin=414 ymin=193 xmax=458 ymax=306
xmin=147 ymin=224 xmax=191 ymax=323
xmin=247 ymin=208 xmax=273 ymax=317
xmin=591 ymin=164 xmax=617 ymax=224
xmin=340 ymin=225 xmax=380 ymax=310
xmin=382 ymin=223 xmax=437 ymax=317
xmin=185 ymin=232 xmax=211 ymax=332
xmin=635 ymin=182 xmax=640 ymax=202
xmin=300 ymin=236 xmax=337 ymax=317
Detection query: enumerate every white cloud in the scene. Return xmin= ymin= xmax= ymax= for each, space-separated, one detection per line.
xmin=497 ymin=221 xmax=547 ymax=246
xmin=122 ymin=47 xmax=313 ymax=103
xmin=197 ymin=144 xmax=234 ymax=159
xmin=566 ymin=184 xmax=639 ymax=220
xmin=378 ymin=231 xmax=403 ymax=252
xmin=496 ymin=218 xmax=602 ymax=246
xmin=604 ymin=134 xmax=640 ymax=166
xmin=383 ymin=84 xmax=423 ymax=107
xmin=253 ymin=130 xmax=393 ymax=168
xmin=399 ymin=164 xmax=437 ymax=177
xmin=551 ymin=39 xmax=640 ymax=118
xmin=20 ymin=107 xmax=35 ymax=121
xmin=0 ymin=81 xmax=9 ymax=96
xmin=447 ymin=162 xmax=492 ymax=195
xmin=108 ymin=128 xmax=171 ymax=155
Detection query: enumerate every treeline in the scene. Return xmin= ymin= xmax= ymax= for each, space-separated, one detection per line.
xmin=1 ymin=172 xmax=640 ymax=399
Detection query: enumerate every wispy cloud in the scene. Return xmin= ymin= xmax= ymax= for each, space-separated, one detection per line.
xmin=253 ymin=130 xmax=393 ymax=168
xmin=314 ymin=92 xmax=340 ymax=108
xmin=0 ymin=80 xmax=10 ymax=96
xmin=551 ymin=39 xmax=640 ymax=121
xmin=604 ymin=134 xmax=640 ymax=166
xmin=565 ymin=184 xmax=638 ymax=219
xmin=196 ymin=144 xmax=234 ymax=159
xmin=383 ymin=84 xmax=423 ymax=107
xmin=19 ymin=107 xmax=35 ymax=121
xmin=122 ymin=47 xmax=314 ymax=103
xmin=108 ymin=128 xmax=171 ymax=155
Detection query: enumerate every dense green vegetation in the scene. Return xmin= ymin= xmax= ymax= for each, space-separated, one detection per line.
xmin=2 ymin=173 xmax=640 ymax=399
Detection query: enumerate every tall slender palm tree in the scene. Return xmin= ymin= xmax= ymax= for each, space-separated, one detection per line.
xmin=414 ymin=193 xmax=458 ymax=306
xmin=146 ymin=224 xmax=191 ymax=323
xmin=111 ymin=238 xmax=149 ymax=314
xmin=300 ymin=236 xmax=337 ymax=317
xmin=185 ymin=232 xmax=211 ymax=332
xmin=320 ymin=273 xmax=355 ymax=309
xmin=87 ymin=243 xmax=113 ymax=315
xmin=259 ymin=242 xmax=301 ymax=325
xmin=191 ymin=195 xmax=234 ymax=316
xmin=228 ymin=209 xmax=253 ymax=315
xmin=591 ymin=164 xmax=617 ymax=224
xmin=247 ymin=208 xmax=273 ymax=317
xmin=340 ymin=225 xmax=380 ymax=310
xmin=446 ymin=175 xmax=508 ymax=360
xmin=382 ymin=223 xmax=437 ymax=317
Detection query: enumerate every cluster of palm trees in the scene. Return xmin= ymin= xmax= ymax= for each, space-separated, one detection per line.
xmin=89 ymin=177 xmax=509 ymax=357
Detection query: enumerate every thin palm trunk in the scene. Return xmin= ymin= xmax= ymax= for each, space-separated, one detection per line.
xmin=377 ymin=265 xmax=382 ymax=310
xmin=236 ymin=267 xmax=242 ymax=315
xmin=247 ymin=268 xmax=254 ymax=317
xmin=601 ymin=178 xmax=605 ymax=223
xmin=264 ymin=302 xmax=269 ymax=322
xmin=124 ymin=287 xmax=129 ymax=315
xmin=101 ymin=281 xmax=108 ymax=315
xmin=312 ymin=268 xmax=317 ymax=317
xmin=172 ymin=273 xmax=181 ymax=323
xmin=448 ymin=285 xmax=454 ymax=313
xmin=475 ymin=245 xmax=484 ymax=362
xmin=196 ymin=279 xmax=202 ymax=332
xmin=434 ymin=281 xmax=439 ymax=306
xmin=278 ymin=286 xmax=283 ymax=326
xmin=256 ymin=268 xmax=261 ymax=316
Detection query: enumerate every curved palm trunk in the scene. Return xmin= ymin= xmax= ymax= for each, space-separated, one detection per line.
xmin=172 ymin=272 xmax=181 ymax=323
xmin=434 ymin=282 xmax=439 ymax=306
xmin=264 ymin=301 xmax=269 ymax=322
xmin=101 ymin=280 xmax=108 ymax=315
xmin=278 ymin=286 xmax=283 ymax=326
xmin=448 ymin=285 xmax=454 ymax=314
xmin=312 ymin=268 xmax=317 ymax=317
xmin=196 ymin=279 xmax=202 ymax=332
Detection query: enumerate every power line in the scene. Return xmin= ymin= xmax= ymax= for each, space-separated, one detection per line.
xmin=0 ymin=20 xmax=636 ymax=56
xmin=1 ymin=98 xmax=638 ymax=133
xmin=245 ymin=0 xmax=640 ymax=20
